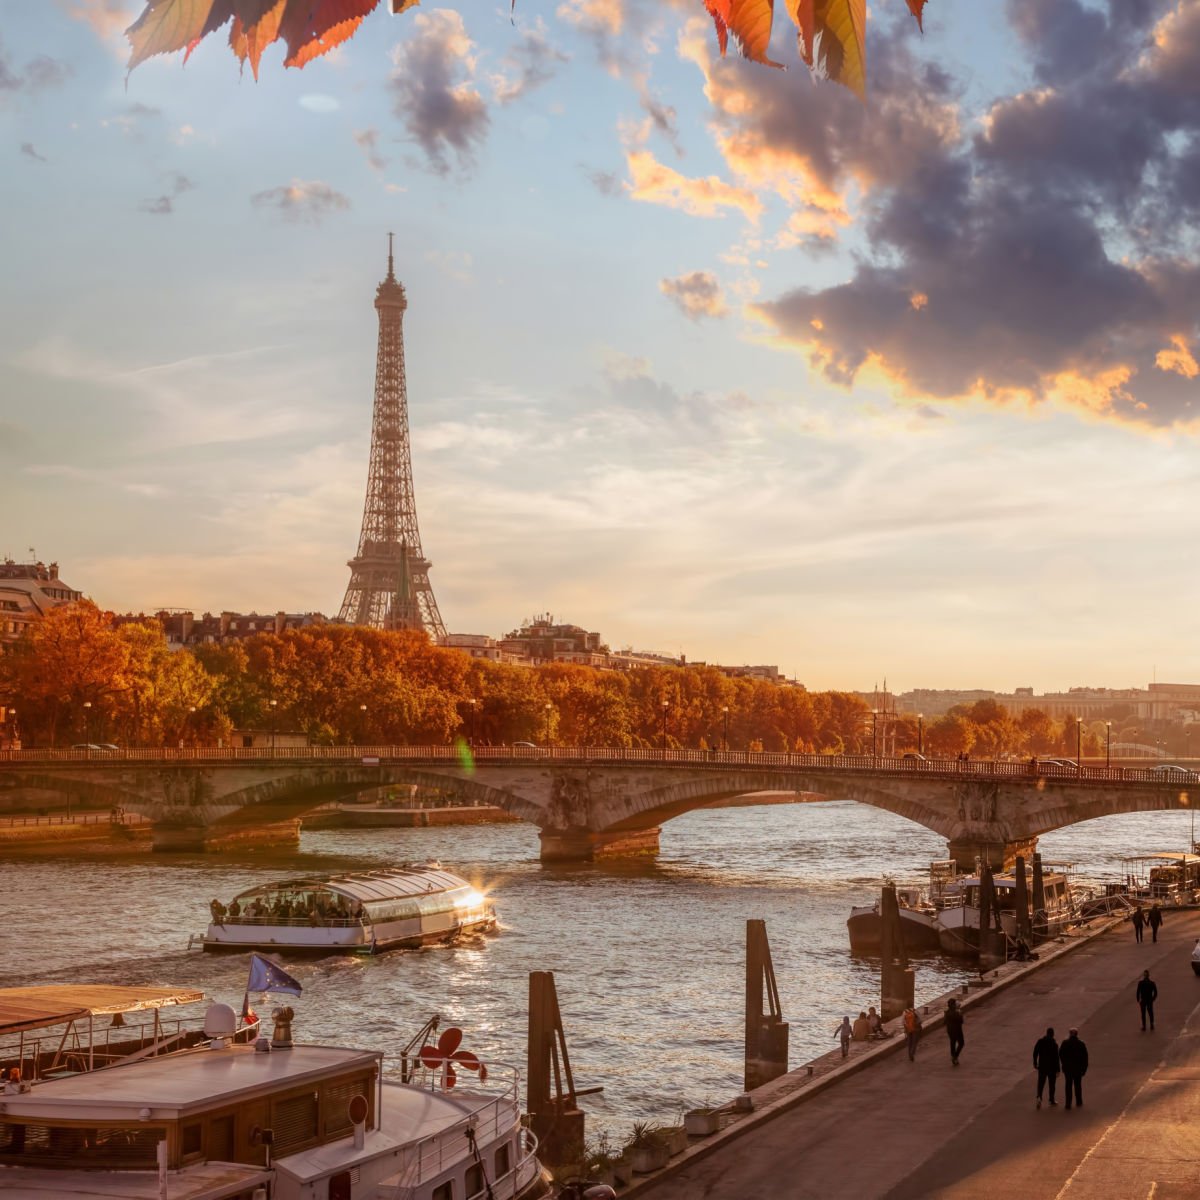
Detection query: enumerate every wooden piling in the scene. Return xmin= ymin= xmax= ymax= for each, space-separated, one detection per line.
xmin=745 ymin=919 xmax=788 ymax=1090
xmin=526 ymin=971 xmax=584 ymax=1166
xmin=1032 ymin=853 xmax=1048 ymax=940
xmin=879 ymin=883 xmax=914 ymax=1021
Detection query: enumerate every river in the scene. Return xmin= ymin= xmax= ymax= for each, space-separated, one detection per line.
xmin=2 ymin=801 xmax=1193 ymax=1141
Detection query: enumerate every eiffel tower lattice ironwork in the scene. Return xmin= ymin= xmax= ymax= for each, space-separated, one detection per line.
xmin=338 ymin=236 xmax=447 ymax=638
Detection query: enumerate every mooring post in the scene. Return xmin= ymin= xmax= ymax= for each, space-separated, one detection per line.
xmin=1032 ymin=853 xmax=1048 ymax=940
xmin=744 ymin=919 xmax=788 ymax=1090
xmin=879 ymin=883 xmax=914 ymax=1021
xmin=526 ymin=971 xmax=585 ymax=1167
xmin=978 ymin=863 xmax=1005 ymax=969
xmin=1014 ymin=855 xmax=1031 ymax=943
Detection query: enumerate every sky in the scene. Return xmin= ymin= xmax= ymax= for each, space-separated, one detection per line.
xmin=3 ymin=0 xmax=1199 ymax=693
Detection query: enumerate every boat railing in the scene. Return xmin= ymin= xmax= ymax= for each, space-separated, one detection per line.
xmin=377 ymin=1062 xmax=524 ymax=1191
xmin=212 ymin=914 xmax=364 ymax=929
xmin=1 ymin=1013 xmax=259 ymax=1082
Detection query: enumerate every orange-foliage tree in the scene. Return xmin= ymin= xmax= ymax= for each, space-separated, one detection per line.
xmin=123 ymin=0 xmax=928 ymax=97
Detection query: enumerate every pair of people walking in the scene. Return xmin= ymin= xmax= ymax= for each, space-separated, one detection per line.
xmin=1131 ymin=904 xmax=1163 ymax=943
xmin=1032 ymin=1027 xmax=1089 ymax=1109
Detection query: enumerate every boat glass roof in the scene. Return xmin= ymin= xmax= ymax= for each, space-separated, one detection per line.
xmin=234 ymin=868 xmax=472 ymax=904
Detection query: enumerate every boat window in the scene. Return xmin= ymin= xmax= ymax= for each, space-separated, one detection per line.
xmin=494 ymin=1141 xmax=511 ymax=1177
xmin=272 ymin=1092 xmax=319 ymax=1155
xmin=0 ymin=1121 xmax=163 ymax=1167
xmin=181 ymin=1122 xmax=202 ymax=1158
xmin=466 ymin=1162 xmax=485 ymax=1197
xmin=432 ymin=1182 xmax=455 ymax=1200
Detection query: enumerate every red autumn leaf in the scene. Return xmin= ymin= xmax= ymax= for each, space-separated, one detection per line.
xmin=906 ymin=0 xmax=928 ymax=32
xmin=703 ymin=0 xmax=732 ymax=57
xmin=724 ymin=0 xmax=782 ymax=68
xmin=278 ymin=0 xmax=379 ymax=68
xmin=229 ymin=0 xmax=288 ymax=78
xmin=127 ymin=0 xmax=224 ymax=69
xmin=791 ymin=0 xmax=815 ymax=66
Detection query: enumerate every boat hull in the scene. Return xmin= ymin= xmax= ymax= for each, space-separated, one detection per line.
xmin=202 ymin=913 xmax=497 ymax=955
xmin=847 ymin=905 xmax=943 ymax=954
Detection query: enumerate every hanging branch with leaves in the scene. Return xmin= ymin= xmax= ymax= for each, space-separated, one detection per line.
xmin=125 ymin=0 xmax=928 ymax=96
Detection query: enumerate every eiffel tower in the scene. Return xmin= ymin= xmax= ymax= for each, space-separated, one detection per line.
xmin=338 ymin=237 xmax=447 ymax=638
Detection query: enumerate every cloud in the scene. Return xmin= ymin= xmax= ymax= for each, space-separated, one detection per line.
xmin=389 ymin=10 xmax=489 ymax=176
xmin=250 ymin=179 xmax=350 ymax=225
xmin=625 ymin=149 xmax=763 ymax=220
xmin=680 ymin=1 xmax=1200 ymax=429
xmin=491 ymin=23 xmax=569 ymax=104
xmin=556 ymin=0 xmax=627 ymax=75
xmin=20 ymin=142 xmax=47 ymax=163
xmin=660 ymin=270 xmax=729 ymax=320
xmin=585 ymin=167 xmax=624 ymax=196
xmin=139 ymin=172 xmax=193 ymax=216
xmin=354 ymin=127 xmax=388 ymax=171
xmin=0 ymin=40 xmax=72 ymax=95
xmin=59 ymin=0 xmax=134 ymax=40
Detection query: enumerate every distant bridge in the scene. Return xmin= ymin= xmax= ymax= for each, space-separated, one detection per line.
xmin=0 ymin=746 xmax=1195 ymax=865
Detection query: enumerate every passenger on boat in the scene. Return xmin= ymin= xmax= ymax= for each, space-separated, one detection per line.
xmin=228 ymin=899 xmax=241 ymax=918
xmin=210 ymin=899 xmax=226 ymax=924
xmin=852 ymin=1012 xmax=871 ymax=1041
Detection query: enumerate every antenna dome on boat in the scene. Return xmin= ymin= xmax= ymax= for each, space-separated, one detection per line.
xmin=203 ymin=1003 xmax=237 ymax=1037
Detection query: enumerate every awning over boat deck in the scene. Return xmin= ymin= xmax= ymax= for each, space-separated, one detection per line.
xmin=0 ymin=985 xmax=205 ymax=1035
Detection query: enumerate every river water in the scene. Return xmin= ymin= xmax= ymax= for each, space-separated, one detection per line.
xmin=2 ymin=802 xmax=1194 ymax=1141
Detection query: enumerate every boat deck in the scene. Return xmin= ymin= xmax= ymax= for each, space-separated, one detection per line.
xmin=0 ymin=1160 xmax=272 ymax=1200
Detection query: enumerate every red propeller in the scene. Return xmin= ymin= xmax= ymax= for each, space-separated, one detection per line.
xmin=418 ymin=1027 xmax=488 ymax=1088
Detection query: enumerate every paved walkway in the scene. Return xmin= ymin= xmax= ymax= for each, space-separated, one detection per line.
xmin=639 ymin=912 xmax=1200 ymax=1200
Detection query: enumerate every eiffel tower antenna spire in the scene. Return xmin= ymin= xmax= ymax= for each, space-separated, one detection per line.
xmin=337 ymin=238 xmax=447 ymax=638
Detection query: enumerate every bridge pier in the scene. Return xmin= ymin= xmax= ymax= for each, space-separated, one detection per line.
xmin=946 ymin=836 xmax=1038 ymax=874
xmin=538 ymin=826 xmax=661 ymax=863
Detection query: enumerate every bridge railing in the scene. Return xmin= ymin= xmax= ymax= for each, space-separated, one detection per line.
xmin=0 ymin=745 xmax=1192 ymax=786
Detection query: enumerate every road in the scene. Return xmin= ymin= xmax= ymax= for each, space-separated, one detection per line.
xmin=640 ymin=912 xmax=1200 ymax=1200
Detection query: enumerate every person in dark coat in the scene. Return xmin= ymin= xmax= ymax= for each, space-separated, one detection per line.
xmin=945 ymin=998 xmax=965 ymax=1066
xmin=1131 ymin=906 xmax=1144 ymax=943
xmin=1059 ymin=1028 xmax=1088 ymax=1109
xmin=1147 ymin=904 xmax=1163 ymax=943
xmin=1032 ymin=1027 xmax=1059 ymax=1108
xmin=1136 ymin=969 xmax=1158 ymax=1031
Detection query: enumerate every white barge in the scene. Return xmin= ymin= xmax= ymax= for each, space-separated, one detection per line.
xmin=202 ymin=865 xmax=497 ymax=955
xmin=0 ymin=986 xmax=550 ymax=1200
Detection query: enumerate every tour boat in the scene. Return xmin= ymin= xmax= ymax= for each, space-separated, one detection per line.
xmin=934 ymin=866 xmax=1076 ymax=957
xmin=847 ymin=861 xmax=965 ymax=954
xmin=201 ymin=864 xmax=497 ymax=955
xmin=0 ymin=984 xmax=551 ymax=1200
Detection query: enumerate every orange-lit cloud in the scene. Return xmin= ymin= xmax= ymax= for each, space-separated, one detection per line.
xmin=1155 ymin=335 xmax=1199 ymax=379
xmin=660 ymin=270 xmax=728 ymax=320
xmin=60 ymin=0 xmax=133 ymax=39
xmin=625 ymin=149 xmax=762 ymax=221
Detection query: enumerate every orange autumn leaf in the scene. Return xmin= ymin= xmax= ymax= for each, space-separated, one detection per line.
xmin=125 ymin=0 xmax=925 ymax=98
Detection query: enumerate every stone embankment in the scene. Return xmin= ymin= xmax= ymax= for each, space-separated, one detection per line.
xmin=0 ymin=811 xmax=300 ymax=854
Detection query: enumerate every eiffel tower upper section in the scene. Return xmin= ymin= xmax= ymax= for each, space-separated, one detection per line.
xmin=338 ymin=237 xmax=447 ymax=639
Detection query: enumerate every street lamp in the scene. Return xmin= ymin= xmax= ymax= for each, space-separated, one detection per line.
xmin=1076 ymin=718 xmax=1082 ymax=771
xmin=269 ymin=699 xmax=278 ymax=755
xmin=722 ymin=705 xmax=730 ymax=753
xmin=467 ymin=699 xmax=477 ymax=747
xmin=1105 ymin=721 xmax=1112 ymax=770
xmin=360 ymin=704 xmax=368 ymax=744
xmin=188 ymin=705 xmax=197 ymax=749
xmin=917 ymin=713 xmax=924 ymax=757
xmin=660 ymin=699 xmax=671 ymax=753
xmin=543 ymin=701 xmax=552 ymax=747
xmin=871 ymin=709 xmax=879 ymax=759
xmin=82 ymin=701 xmax=92 ymax=756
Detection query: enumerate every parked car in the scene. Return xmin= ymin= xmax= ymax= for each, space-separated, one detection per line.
xmin=1152 ymin=764 xmax=1198 ymax=782
xmin=70 ymin=743 xmax=114 ymax=753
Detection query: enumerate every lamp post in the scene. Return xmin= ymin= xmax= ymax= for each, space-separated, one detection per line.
xmin=82 ymin=701 xmax=92 ymax=756
xmin=5 ymin=708 xmax=15 ymax=750
xmin=917 ymin=713 xmax=924 ymax=757
xmin=269 ymin=698 xmax=278 ymax=755
xmin=661 ymin=700 xmax=669 ymax=753
xmin=871 ymin=709 xmax=878 ymax=759
xmin=1105 ymin=721 xmax=1112 ymax=770
xmin=467 ymin=698 xmax=477 ymax=747
xmin=188 ymin=705 xmax=197 ymax=749
xmin=543 ymin=701 xmax=552 ymax=748
xmin=360 ymin=703 xmax=368 ymax=745
xmin=722 ymin=705 xmax=730 ymax=753
xmin=1076 ymin=718 xmax=1082 ymax=771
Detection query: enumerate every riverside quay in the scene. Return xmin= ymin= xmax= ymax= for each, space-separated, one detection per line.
xmin=1 ymin=746 xmax=1194 ymax=860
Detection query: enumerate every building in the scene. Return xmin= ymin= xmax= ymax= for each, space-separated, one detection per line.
xmin=0 ymin=559 xmax=83 ymax=644
xmin=497 ymin=615 xmax=609 ymax=668
xmin=112 ymin=609 xmax=329 ymax=648
xmin=439 ymin=633 xmax=526 ymax=664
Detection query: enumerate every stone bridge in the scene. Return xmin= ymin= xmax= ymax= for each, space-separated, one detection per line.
xmin=2 ymin=747 xmax=1195 ymax=865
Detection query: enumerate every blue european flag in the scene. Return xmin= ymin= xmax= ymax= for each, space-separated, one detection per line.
xmin=246 ymin=953 xmax=303 ymax=997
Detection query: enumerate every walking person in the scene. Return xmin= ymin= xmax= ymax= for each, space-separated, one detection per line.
xmin=1136 ymin=969 xmax=1158 ymax=1031
xmin=1131 ymin=906 xmax=1144 ymax=943
xmin=945 ymin=997 xmax=965 ymax=1066
xmin=1148 ymin=903 xmax=1163 ymax=943
xmin=835 ymin=1016 xmax=852 ymax=1058
xmin=1032 ymin=1027 xmax=1059 ymax=1108
xmin=1192 ymin=937 xmax=1200 ymax=977
xmin=903 ymin=1005 xmax=922 ymax=1062
xmin=1059 ymin=1028 xmax=1088 ymax=1109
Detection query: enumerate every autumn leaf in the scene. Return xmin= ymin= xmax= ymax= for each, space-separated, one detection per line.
xmin=724 ymin=0 xmax=782 ymax=67
xmin=906 ymin=0 xmax=928 ymax=32
xmin=127 ymin=0 xmax=226 ymax=69
xmin=813 ymin=0 xmax=867 ymax=99
xmin=278 ymin=0 xmax=380 ymax=68
xmin=229 ymin=0 xmax=288 ymax=79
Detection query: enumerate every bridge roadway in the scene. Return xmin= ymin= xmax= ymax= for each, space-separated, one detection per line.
xmin=637 ymin=911 xmax=1200 ymax=1200
xmin=0 ymin=746 xmax=1195 ymax=862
